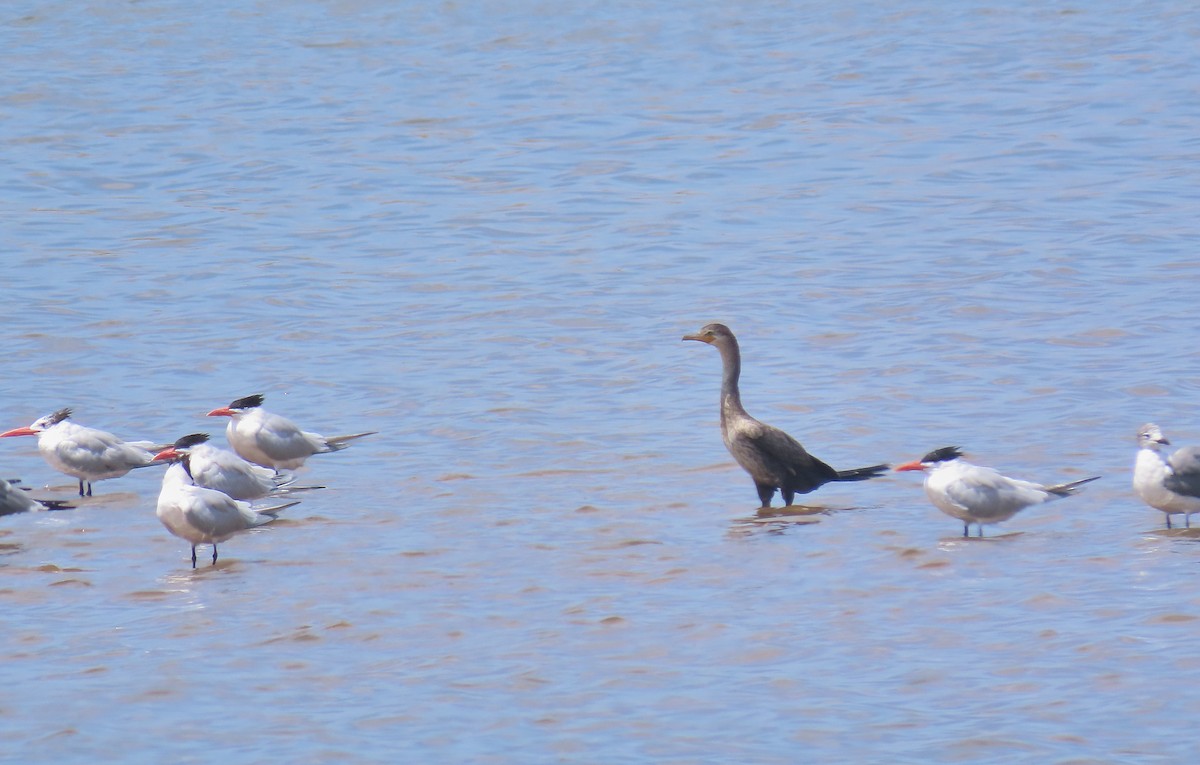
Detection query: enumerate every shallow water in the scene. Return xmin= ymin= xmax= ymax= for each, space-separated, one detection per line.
xmin=4 ymin=1 xmax=1200 ymax=762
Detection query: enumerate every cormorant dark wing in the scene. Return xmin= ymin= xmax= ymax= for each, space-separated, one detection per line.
xmin=752 ymin=424 xmax=838 ymax=494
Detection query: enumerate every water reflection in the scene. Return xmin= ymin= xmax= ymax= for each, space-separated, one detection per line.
xmin=0 ymin=536 xmax=25 ymax=557
xmin=935 ymin=532 xmax=1026 ymax=550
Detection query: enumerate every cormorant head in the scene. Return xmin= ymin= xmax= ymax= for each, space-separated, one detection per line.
xmin=682 ymin=323 xmax=736 ymax=345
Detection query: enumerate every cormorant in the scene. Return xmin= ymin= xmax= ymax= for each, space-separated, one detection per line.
xmin=683 ymin=323 xmax=888 ymax=508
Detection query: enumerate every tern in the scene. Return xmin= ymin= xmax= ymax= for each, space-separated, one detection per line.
xmin=154 ymin=449 xmax=298 ymax=567
xmin=1133 ymin=423 xmax=1200 ymax=529
xmin=0 ymin=477 xmax=73 ymax=516
xmin=682 ymin=323 xmax=888 ymax=508
xmin=0 ymin=408 xmax=162 ymax=496
xmin=896 ymin=446 xmax=1099 ymax=537
xmin=152 ymin=433 xmax=296 ymax=501
xmin=207 ymin=394 xmax=375 ymax=470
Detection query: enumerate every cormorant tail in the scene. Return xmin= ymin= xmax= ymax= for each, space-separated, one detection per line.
xmin=833 ymin=464 xmax=890 ymax=482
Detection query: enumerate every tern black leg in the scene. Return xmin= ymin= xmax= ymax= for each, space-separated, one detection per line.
xmin=212 ymin=545 xmax=219 ymax=565
xmin=191 ymin=545 xmax=198 ymax=568
xmin=1167 ymin=515 xmax=1173 ymax=529
xmin=78 ymin=479 xmax=85 ymax=497
xmin=962 ymin=523 xmax=969 ymax=538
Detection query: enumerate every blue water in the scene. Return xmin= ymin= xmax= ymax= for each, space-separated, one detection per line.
xmin=3 ymin=1 xmax=1200 ymax=762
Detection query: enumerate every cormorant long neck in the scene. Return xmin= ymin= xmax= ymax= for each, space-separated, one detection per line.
xmin=715 ymin=336 xmax=748 ymax=419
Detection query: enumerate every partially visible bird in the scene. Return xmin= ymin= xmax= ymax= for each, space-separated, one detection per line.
xmin=682 ymin=323 xmax=888 ymax=508
xmin=152 ymin=433 xmax=295 ymax=501
xmin=1132 ymin=423 xmax=1200 ymax=529
xmin=0 ymin=477 xmax=73 ymax=516
xmin=896 ymin=446 xmax=1099 ymax=537
xmin=0 ymin=408 xmax=162 ymax=496
xmin=206 ymin=394 xmax=375 ymax=470
xmin=154 ymin=449 xmax=298 ymax=568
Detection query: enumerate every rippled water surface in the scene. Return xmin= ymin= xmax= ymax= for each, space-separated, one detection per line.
xmin=4 ymin=1 xmax=1200 ymax=762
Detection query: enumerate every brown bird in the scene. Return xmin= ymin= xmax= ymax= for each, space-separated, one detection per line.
xmin=683 ymin=323 xmax=888 ymax=508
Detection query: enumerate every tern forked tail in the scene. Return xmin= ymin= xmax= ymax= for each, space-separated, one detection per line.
xmin=1046 ymin=475 xmax=1101 ymax=497
xmin=325 ymin=431 xmax=377 ymax=450
xmin=254 ymin=500 xmax=300 ymax=520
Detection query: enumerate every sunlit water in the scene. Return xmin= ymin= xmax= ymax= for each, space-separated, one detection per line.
xmin=4 ymin=1 xmax=1200 ymax=762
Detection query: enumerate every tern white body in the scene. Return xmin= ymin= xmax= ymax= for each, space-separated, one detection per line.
xmin=897 ymin=447 xmax=1098 ymax=537
xmin=207 ymin=395 xmax=373 ymax=471
xmin=37 ymin=420 xmax=155 ymax=482
xmin=1 ymin=409 xmax=159 ymax=496
xmin=155 ymin=455 xmax=296 ymax=567
xmin=183 ymin=442 xmax=292 ymax=500
xmin=222 ymin=407 xmax=335 ymax=470
xmin=924 ymin=459 xmax=1064 ymax=525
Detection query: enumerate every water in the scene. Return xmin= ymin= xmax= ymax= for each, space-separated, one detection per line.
xmin=3 ymin=0 xmax=1200 ymax=761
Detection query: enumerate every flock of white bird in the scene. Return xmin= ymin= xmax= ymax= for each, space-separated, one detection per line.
xmin=0 ymin=394 xmax=372 ymax=567
xmin=6 ymin=333 xmax=1199 ymax=566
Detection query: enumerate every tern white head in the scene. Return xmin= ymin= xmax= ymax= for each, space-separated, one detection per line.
xmin=1 ymin=407 xmax=73 ymax=437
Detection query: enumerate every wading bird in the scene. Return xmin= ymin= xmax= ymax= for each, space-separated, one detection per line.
xmin=1132 ymin=423 xmax=1200 ymax=529
xmin=0 ymin=408 xmax=161 ymax=496
xmin=682 ymin=323 xmax=888 ymax=508
xmin=154 ymin=448 xmax=297 ymax=568
xmin=207 ymin=394 xmax=374 ymax=470
xmin=896 ymin=446 xmax=1099 ymax=537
